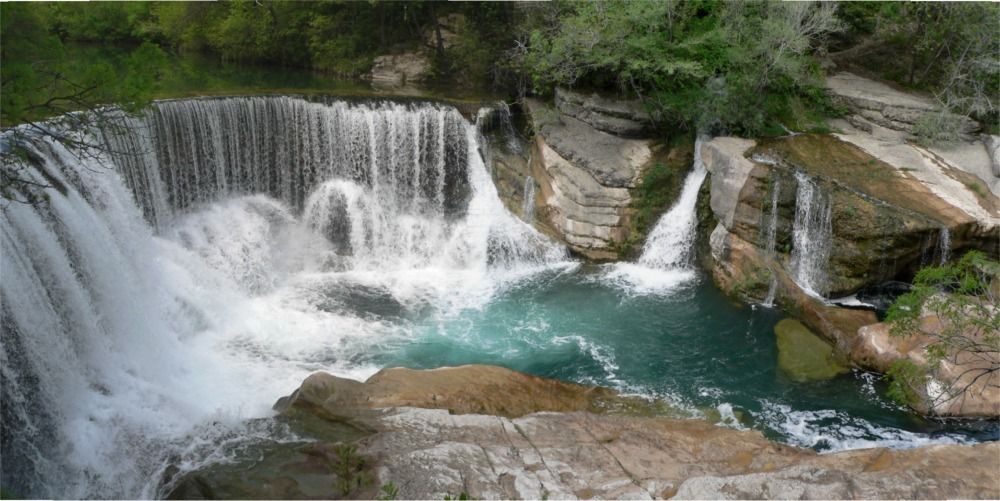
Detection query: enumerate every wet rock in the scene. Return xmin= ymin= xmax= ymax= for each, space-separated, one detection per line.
xmin=166 ymin=440 xmax=379 ymax=500
xmin=853 ymin=281 xmax=912 ymax=320
xmin=775 ymin=318 xmax=849 ymax=381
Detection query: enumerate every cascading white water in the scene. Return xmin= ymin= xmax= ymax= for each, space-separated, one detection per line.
xmin=938 ymin=227 xmax=951 ymax=264
xmin=789 ymin=171 xmax=832 ymax=297
xmin=762 ymin=180 xmax=782 ymax=307
xmin=605 ymin=137 xmax=709 ymax=294
xmin=0 ymin=96 xmax=567 ymax=499
xmin=521 ymin=176 xmax=537 ymax=223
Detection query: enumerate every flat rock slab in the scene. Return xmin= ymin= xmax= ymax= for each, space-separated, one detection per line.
xmin=827 ymin=72 xmax=937 ymax=112
xmin=367 ymin=407 xmax=1000 ymax=500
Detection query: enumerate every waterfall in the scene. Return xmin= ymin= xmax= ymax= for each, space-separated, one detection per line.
xmin=938 ymin=227 xmax=951 ymax=264
xmin=762 ymin=179 xmax=781 ymax=307
xmin=0 ymin=96 xmax=567 ymax=498
xmin=789 ymin=171 xmax=832 ymax=297
xmin=605 ymin=137 xmax=709 ymax=293
xmin=521 ymin=176 xmax=537 ymax=222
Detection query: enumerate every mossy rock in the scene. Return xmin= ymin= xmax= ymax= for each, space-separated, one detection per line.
xmin=775 ymin=318 xmax=849 ymax=382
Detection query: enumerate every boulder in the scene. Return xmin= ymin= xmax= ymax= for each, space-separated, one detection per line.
xmin=273 ymin=365 xmax=620 ymax=419
xmin=527 ymin=99 xmax=651 ymax=189
xmin=524 ymin=98 xmax=670 ymax=260
xmin=775 ymin=318 xmax=849 ymax=381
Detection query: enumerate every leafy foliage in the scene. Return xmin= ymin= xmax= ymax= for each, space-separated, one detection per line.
xmin=831 ymin=3 xmax=1000 ymax=137
xmin=1 ymin=3 xmax=167 ymax=205
xmin=884 ymin=251 xmax=1000 ymax=410
xmin=515 ymin=1 xmax=842 ymax=135
xmin=377 ymin=481 xmax=399 ymax=501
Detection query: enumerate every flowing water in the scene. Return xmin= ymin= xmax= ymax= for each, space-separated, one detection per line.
xmin=1 ymin=98 xmax=995 ymax=499
xmin=938 ymin=227 xmax=951 ymax=264
xmin=762 ymin=179 xmax=782 ymax=307
xmin=603 ymin=137 xmax=709 ymax=294
xmin=790 ymin=170 xmax=833 ymax=297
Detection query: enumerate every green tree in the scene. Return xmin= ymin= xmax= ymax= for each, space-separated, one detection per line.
xmin=515 ymin=0 xmax=841 ymax=135
xmin=832 ymin=3 xmax=1000 ymax=137
xmin=1 ymin=3 xmax=166 ymax=204
xmin=885 ymin=251 xmax=1000 ymax=412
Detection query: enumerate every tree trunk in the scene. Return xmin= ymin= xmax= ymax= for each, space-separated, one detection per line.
xmin=430 ymin=6 xmax=446 ymax=61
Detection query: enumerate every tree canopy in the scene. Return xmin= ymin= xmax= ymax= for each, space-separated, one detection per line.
xmin=2 ymin=1 xmax=997 ymax=136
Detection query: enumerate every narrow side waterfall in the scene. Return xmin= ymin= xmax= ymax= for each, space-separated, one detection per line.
xmin=0 ymin=96 xmax=567 ymax=499
xmin=789 ymin=171 xmax=832 ymax=297
xmin=938 ymin=227 xmax=951 ymax=264
xmin=605 ymin=137 xmax=708 ymax=293
xmin=521 ymin=176 xmax=537 ymax=222
xmin=762 ymin=179 xmax=781 ymax=307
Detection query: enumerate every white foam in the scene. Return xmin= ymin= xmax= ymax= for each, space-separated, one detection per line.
xmin=759 ymin=401 xmax=974 ymax=452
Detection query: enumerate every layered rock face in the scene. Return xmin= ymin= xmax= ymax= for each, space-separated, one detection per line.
xmin=167 ymin=366 xmax=1000 ymax=500
xmin=524 ymin=91 xmax=670 ymax=260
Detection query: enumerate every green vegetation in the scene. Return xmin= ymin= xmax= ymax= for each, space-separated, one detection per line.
xmin=515 ymin=1 xmax=842 ymax=136
xmin=833 ymin=2 xmax=999 ymax=139
xmin=1 ymin=3 xmax=165 ymax=127
xmin=377 ymin=481 xmax=399 ymax=500
xmin=3 ymin=1 xmax=996 ymax=138
xmin=1 ymin=3 xmax=166 ymax=204
xmin=329 ymin=444 xmax=371 ymax=497
xmin=885 ymin=251 xmax=1000 ymax=410
xmin=626 ymin=162 xmax=680 ymax=254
